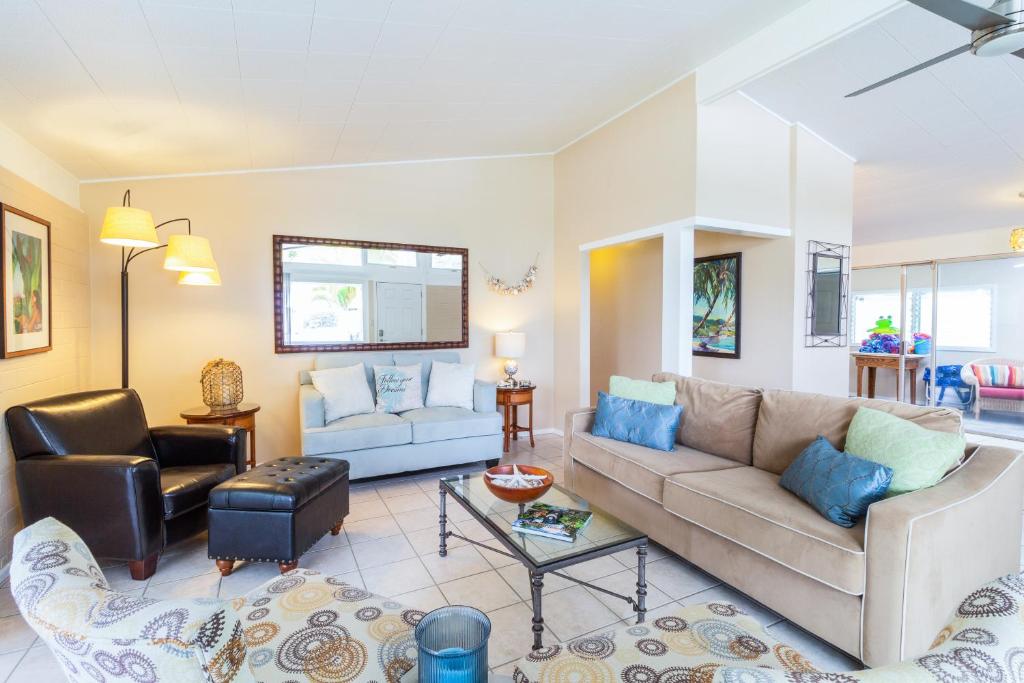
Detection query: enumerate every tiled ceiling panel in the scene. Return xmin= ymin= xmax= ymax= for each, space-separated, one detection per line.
xmin=744 ymin=3 xmax=1024 ymax=244
xmin=0 ymin=0 xmax=808 ymax=179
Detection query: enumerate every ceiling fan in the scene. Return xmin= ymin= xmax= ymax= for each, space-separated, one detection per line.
xmin=846 ymin=0 xmax=1024 ymax=97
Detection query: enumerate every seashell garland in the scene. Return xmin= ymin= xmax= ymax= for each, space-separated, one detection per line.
xmin=482 ymin=255 xmax=539 ymax=296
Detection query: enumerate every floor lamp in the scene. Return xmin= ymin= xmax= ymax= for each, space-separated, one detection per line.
xmin=100 ymin=190 xmax=222 ymax=388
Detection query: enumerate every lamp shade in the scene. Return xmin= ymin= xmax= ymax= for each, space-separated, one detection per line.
xmin=100 ymin=206 xmax=158 ymax=247
xmin=495 ymin=332 xmax=525 ymax=359
xmin=1012 ymin=228 xmax=1024 ymax=252
xmin=178 ymin=266 xmax=221 ymax=286
xmin=163 ymin=234 xmax=216 ymax=272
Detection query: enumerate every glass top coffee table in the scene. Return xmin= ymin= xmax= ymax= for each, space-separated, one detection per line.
xmin=438 ymin=473 xmax=648 ymax=650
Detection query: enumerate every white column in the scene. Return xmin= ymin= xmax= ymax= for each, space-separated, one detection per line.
xmin=578 ymin=251 xmax=591 ymax=406
xmin=661 ymin=222 xmax=695 ymax=376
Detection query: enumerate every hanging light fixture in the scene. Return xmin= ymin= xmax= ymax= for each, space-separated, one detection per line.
xmin=1011 ymin=227 xmax=1024 ymax=252
xmin=99 ymin=189 xmax=222 ymax=388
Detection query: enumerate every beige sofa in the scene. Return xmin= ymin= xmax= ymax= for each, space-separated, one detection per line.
xmin=563 ymin=372 xmax=1024 ymax=668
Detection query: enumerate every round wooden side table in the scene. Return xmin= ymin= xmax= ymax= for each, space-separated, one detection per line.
xmin=497 ymin=385 xmax=535 ymax=453
xmin=180 ymin=403 xmax=260 ymax=469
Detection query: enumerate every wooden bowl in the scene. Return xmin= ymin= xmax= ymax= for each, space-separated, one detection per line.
xmin=483 ymin=465 xmax=553 ymax=504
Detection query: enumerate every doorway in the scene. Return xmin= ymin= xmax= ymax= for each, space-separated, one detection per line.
xmin=375 ymin=282 xmax=424 ymax=343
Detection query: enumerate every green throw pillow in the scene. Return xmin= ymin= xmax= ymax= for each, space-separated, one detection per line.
xmin=844 ymin=407 xmax=965 ymax=497
xmin=609 ymin=376 xmax=677 ymax=406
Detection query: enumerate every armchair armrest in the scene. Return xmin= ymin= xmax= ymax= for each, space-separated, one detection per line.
xmin=15 ymin=455 xmax=163 ymax=562
xmin=300 ymin=384 xmax=326 ymax=429
xmin=473 ymin=380 xmax=497 ymax=413
xmin=563 ymin=407 xmax=596 ymax=491
xmin=150 ymin=424 xmax=246 ymax=474
xmin=862 ymin=445 xmax=1024 ymax=666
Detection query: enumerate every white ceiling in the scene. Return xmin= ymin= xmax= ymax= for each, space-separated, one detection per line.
xmin=0 ymin=0 xmax=808 ymax=180
xmin=744 ymin=2 xmax=1024 ymax=245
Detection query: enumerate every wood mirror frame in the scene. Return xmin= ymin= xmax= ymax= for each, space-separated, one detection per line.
xmin=273 ymin=234 xmax=469 ymax=353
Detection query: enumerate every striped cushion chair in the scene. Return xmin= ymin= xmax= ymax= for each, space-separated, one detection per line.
xmin=962 ymin=358 xmax=1024 ymax=418
xmin=11 ymin=517 xmax=419 ymax=682
xmin=512 ymin=572 xmax=1024 ymax=682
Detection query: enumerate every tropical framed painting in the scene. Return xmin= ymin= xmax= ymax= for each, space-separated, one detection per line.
xmin=693 ymin=252 xmax=741 ymax=359
xmin=1 ymin=204 xmax=51 ymax=358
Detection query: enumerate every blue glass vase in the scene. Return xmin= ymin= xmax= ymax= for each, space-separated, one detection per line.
xmin=415 ymin=605 xmax=491 ymax=683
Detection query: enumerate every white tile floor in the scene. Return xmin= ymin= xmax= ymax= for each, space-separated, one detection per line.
xmin=7 ymin=431 xmax=1018 ymax=680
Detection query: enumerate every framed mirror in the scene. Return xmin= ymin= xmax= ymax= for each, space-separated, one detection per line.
xmin=273 ymin=235 xmax=468 ymax=353
xmin=805 ymin=240 xmax=849 ymax=347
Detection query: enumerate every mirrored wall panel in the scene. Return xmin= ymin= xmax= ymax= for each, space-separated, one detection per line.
xmin=273 ymin=235 xmax=468 ymax=353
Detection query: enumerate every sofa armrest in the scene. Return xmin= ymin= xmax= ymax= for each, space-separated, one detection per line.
xmin=15 ymin=454 xmax=163 ymax=562
xmin=563 ymin=407 xmax=596 ymax=491
xmin=150 ymin=424 xmax=246 ymax=474
xmin=300 ymin=384 xmax=326 ymax=429
xmin=862 ymin=444 xmax=1024 ymax=666
xmin=474 ymin=380 xmax=497 ymax=413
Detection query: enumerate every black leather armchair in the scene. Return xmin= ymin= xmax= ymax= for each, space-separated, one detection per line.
xmin=5 ymin=388 xmax=246 ymax=579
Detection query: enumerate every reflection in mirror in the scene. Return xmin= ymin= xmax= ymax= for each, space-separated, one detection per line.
xmin=812 ymin=254 xmax=843 ymax=336
xmin=274 ymin=236 xmax=467 ymax=353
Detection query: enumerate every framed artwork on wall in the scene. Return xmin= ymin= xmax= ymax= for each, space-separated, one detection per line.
xmin=1 ymin=204 xmax=52 ymax=358
xmin=693 ymin=252 xmax=741 ymax=359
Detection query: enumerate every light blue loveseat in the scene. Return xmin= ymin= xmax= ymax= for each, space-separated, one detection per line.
xmin=299 ymin=351 xmax=502 ymax=479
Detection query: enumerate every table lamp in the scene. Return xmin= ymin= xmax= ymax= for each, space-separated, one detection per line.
xmin=495 ymin=331 xmax=526 ymax=385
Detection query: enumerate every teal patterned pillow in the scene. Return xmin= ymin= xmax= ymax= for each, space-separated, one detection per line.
xmin=844 ymin=407 xmax=965 ymax=496
xmin=374 ymin=364 xmax=423 ymax=413
xmin=780 ymin=436 xmax=893 ymax=527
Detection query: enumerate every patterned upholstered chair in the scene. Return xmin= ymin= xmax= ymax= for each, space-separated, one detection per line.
xmin=962 ymin=358 xmax=1024 ymax=418
xmin=11 ymin=517 xmax=420 ymax=682
xmin=512 ymin=572 xmax=1024 ymax=681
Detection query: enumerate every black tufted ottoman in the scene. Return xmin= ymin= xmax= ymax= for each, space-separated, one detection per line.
xmin=207 ymin=456 xmax=349 ymax=575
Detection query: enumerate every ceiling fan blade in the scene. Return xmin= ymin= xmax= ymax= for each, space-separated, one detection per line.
xmin=1014 ymin=48 xmax=1024 ymax=58
xmin=907 ymin=0 xmax=1011 ymax=31
xmin=845 ymin=43 xmax=971 ymax=97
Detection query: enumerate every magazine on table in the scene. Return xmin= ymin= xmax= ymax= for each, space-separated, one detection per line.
xmin=512 ymin=503 xmax=592 ymax=542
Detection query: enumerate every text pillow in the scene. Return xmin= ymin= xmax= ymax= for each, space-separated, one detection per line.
xmin=374 ymin=364 xmax=423 ymax=413
xmin=425 ymin=361 xmax=476 ymax=410
xmin=844 ymin=407 xmax=966 ymax=497
xmin=591 ymin=391 xmax=683 ymax=452
xmin=309 ymin=363 xmax=375 ymax=423
xmin=609 ymin=375 xmax=676 ymax=406
xmin=780 ymin=436 xmax=893 ymax=527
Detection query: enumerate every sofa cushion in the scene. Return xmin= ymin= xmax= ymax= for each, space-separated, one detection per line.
xmin=663 ymin=466 xmax=866 ymax=595
xmin=752 ymin=389 xmax=963 ymax=475
xmin=303 ymin=412 xmax=412 ymax=455
xmin=979 ymin=386 xmax=1024 ymax=399
xmin=394 ymin=351 xmax=460 ymax=402
xmin=572 ymin=431 xmax=743 ymax=504
xmin=652 ymin=373 xmax=761 ymax=465
xmin=402 ymin=406 xmax=502 ymax=443
xmin=160 ymin=463 xmax=236 ymax=519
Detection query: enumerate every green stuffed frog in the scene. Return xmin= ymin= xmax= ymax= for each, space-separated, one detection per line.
xmin=868 ymin=315 xmax=900 ymax=335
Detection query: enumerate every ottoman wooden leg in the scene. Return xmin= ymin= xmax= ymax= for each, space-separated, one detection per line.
xmin=279 ymin=560 xmax=299 ymax=574
xmin=216 ymin=560 xmax=235 ymax=577
xmin=331 ymin=521 xmax=343 ymax=536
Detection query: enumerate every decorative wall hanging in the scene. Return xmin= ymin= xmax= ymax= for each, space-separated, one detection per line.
xmin=2 ymin=204 xmax=51 ymax=358
xmin=693 ymin=252 xmax=741 ymax=359
xmin=482 ymin=254 xmax=538 ymax=296
xmin=201 ymin=358 xmax=244 ymax=410
xmin=805 ymin=240 xmax=850 ymax=348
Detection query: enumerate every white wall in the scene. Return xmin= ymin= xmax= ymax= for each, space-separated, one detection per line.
xmin=0 ymin=167 xmax=90 ymax=569
xmin=82 ymin=156 xmax=555 ymax=462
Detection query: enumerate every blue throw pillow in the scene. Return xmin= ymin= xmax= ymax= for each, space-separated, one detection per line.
xmin=779 ymin=436 xmax=893 ymax=528
xmin=591 ymin=391 xmax=683 ymax=452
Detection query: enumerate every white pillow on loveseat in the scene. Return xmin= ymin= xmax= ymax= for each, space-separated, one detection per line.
xmin=425 ymin=361 xmax=476 ymax=410
xmin=310 ymin=363 xmax=375 ymax=422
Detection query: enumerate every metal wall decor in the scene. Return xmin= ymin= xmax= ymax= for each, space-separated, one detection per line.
xmin=481 ymin=255 xmax=538 ymax=296
xmin=805 ymin=240 xmax=850 ymax=348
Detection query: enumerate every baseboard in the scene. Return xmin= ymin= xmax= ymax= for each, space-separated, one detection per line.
xmin=534 ymin=428 xmax=563 ymax=437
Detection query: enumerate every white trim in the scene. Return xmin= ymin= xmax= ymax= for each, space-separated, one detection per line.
xmin=735 ymin=91 xmax=793 ymax=127
xmin=795 ymin=123 xmax=858 ymax=164
xmin=533 ymin=428 xmax=561 ymax=437
xmin=578 ymin=222 xmax=672 ymax=252
xmin=555 ymin=69 xmax=697 ymax=155
xmin=736 ymin=92 xmax=858 ymax=164
xmin=79 ymin=152 xmax=553 ymax=184
xmin=579 ymin=251 xmax=591 ymax=407
xmin=577 ymin=216 xmax=789 ymax=253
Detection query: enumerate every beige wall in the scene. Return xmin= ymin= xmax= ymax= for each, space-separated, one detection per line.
xmin=0 ymin=167 xmax=90 ymax=568
xmin=853 ymin=226 xmax=1014 ymax=266
xmin=554 ymin=77 xmax=697 ymax=417
xmin=82 ymin=156 xmax=555 ymax=462
xmin=589 ymin=237 xmax=663 ymax=402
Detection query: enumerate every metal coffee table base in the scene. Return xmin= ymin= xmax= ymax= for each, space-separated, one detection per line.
xmin=439 ymin=483 xmax=648 ymax=651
